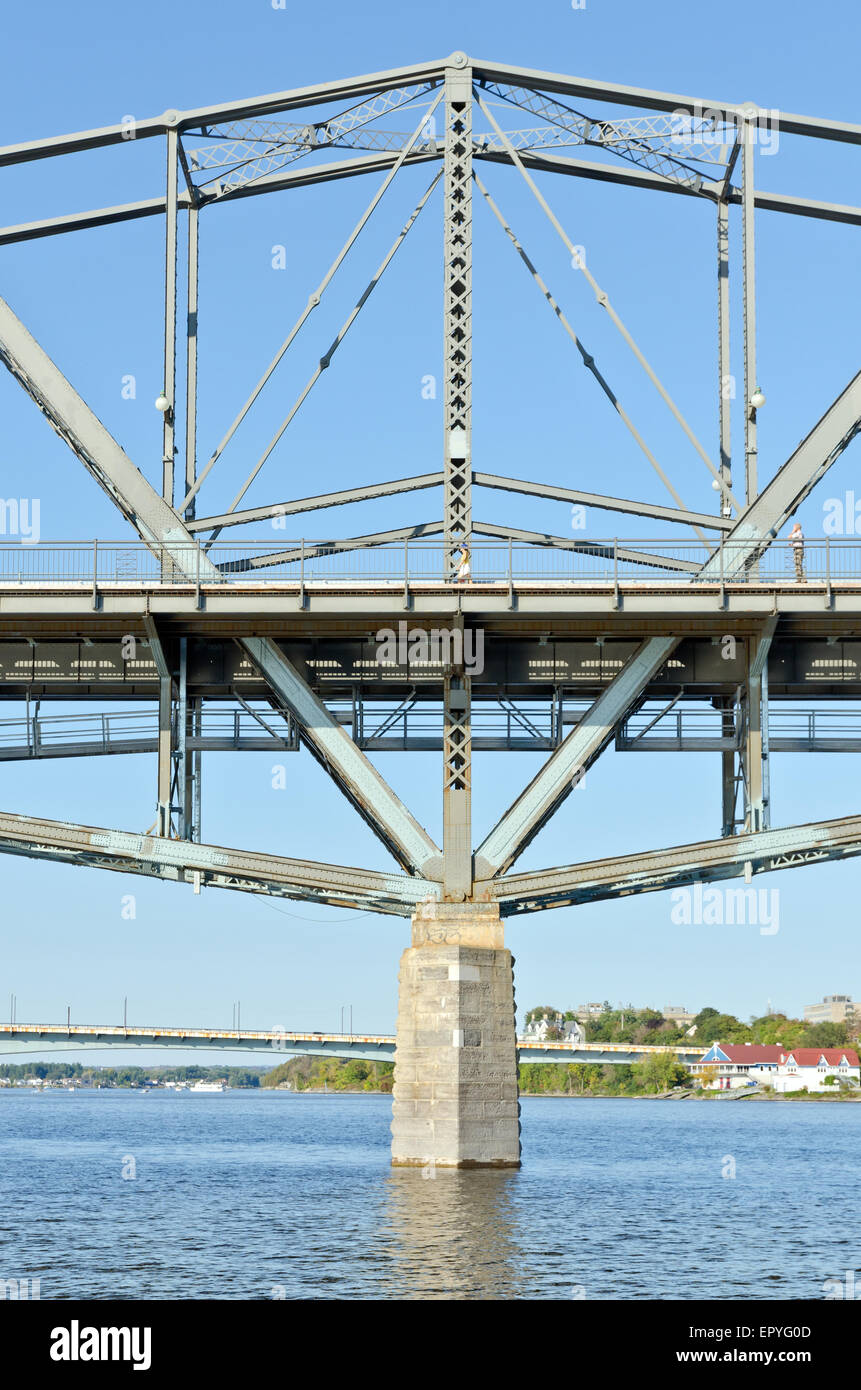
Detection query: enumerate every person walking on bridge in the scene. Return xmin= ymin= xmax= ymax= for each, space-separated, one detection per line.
xmin=454 ymin=541 xmax=472 ymax=584
xmin=789 ymin=521 xmax=806 ymax=583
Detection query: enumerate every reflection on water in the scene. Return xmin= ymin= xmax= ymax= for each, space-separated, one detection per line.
xmin=0 ymin=1091 xmax=858 ymax=1298
xmin=384 ymin=1168 xmax=524 ymax=1300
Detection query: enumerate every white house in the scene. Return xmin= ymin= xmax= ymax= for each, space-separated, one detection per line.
xmin=772 ymin=1048 xmax=859 ymax=1093
xmin=521 ymin=1013 xmax=584 ymax=1044
xmin=692 ymin=1042 xmax=860 ymax=1091
xmin=691 ymin=1043 xmax=785 ymax=1089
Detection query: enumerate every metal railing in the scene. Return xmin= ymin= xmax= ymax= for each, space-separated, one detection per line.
xmin=0 ymin=538 xmax=854 ymax=585
xmin=619 ymin=703 xmax=861 ymax=751
xmin=0 ymin=704 xmax=296 ymax=758
xmin=0 ymin=700 xmax=592 ymax=758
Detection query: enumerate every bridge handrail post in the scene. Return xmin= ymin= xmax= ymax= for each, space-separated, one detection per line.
xmin=403 ymin=537 xmax=410 ymax=610
xmin=91 ymin=539 xmax=99 ymax=610
xmin=825 ymin=534 xmax=832 ymax=608
xmin=613 ymin=537 xmax=620 ymax=608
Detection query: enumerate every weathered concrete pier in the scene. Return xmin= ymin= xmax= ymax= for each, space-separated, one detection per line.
xmin=391 ymin=901 xmax=520 ymax=1168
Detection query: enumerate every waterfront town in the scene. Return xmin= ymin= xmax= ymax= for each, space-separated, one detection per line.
xmin=4 ymin=994 xmax=859 ymax=1097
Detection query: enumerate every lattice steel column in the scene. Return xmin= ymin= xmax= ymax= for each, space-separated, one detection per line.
xmin=741 ymin=111 xmax=758 ymax=504
xmin=162 ymin=127 xmax=179 ymax=506
xmin=717 ymin=200 xmax=732 ymax=517
xmin=443 ymin=56 xmax=473 ymax=577
xmin=443 ymin=658 xmax=472 ymax=900
xmin=184 ymin=202 xmax=199 ymax=521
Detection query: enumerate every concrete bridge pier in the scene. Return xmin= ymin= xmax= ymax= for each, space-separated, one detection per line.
xmin=390 ymin=900 xmax=521 ymax=1169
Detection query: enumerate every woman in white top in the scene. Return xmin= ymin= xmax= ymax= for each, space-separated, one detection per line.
xmin=455 ymin=543 xmax=471 ymax=584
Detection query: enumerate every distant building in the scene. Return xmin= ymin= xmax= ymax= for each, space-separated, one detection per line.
xmin=803 ymin=994 xmax=858 ymax=1026
xmin=692 ymin=1043 xmax=785 ymax=1089
xmin=772 ymin=1049 xmax=860 ymax=1093
xmin=691 ymin=1042 xmax=860 ymax=1092
xmin=521 ymin=1013 xmax=584 ymax=1044
xmin=663 ymin=1005 xmax=696 ymax=1027
xmin=574 ymin=1003 xmax=604 ymax=1024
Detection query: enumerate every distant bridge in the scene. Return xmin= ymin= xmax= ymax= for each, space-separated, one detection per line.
xmin=0 ymin=1021 xmax=703 ymax=1067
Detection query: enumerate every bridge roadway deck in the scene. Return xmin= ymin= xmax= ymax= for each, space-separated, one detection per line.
xmin=0 ymin=1022 xmax=704 ymax=1066
xmin=0 ymin=578 xmax=860 ymax=624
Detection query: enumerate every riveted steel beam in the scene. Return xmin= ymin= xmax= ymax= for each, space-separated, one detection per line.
xmin=474 ymin=636 xmax=678 ymax=878
xmin=0 ymin=810 xmax=435 ymax=916
xmin=699 ymin=370 xmax=861 ymax=580
xmin=0 ymin=299 xmax=442 ymax=878
xmin=0 ymin=294 xmax=216 ymax=578
xmin=187 ymin=473 xmax=444 ymax=532
xmin=470 ymin=59 xmax=861 ymax=143
xmin=442 ymin=58 xmax=473 ymax=575
xmin=475 ymin=473 xmax=733 ymax=531
xmin=242 ymin=637 xmax=442 ymax=879
xmin=0 ymin=58 xmax=452 ymax=166
xmin=488 ymin=812 xmax=861 ymax=914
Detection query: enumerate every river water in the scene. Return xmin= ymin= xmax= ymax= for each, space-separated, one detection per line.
xmin=0 ymin=1090 xmax=856 ymax=1300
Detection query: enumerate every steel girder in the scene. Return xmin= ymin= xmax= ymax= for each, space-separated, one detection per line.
xmin=0 ymin=810 xmax=434 ymax=916
xmin=474 ymin=473 xmax=733 ymax=532
xmin=489 ymin=813 xmax=861 ymax=914
xmin=0 ymin=296 xmax=205 ymax=574
xmin=3 ymin=54 xmax=858 ymax=166
xmin=442 ymin=61 xmax=473 ymax=574
xmin=468 ymin=60 xmax=861 ymax=144
xmin=2 ymin=59 xmax=861 ymax=918
xmin=242 ymin=638 xmax=442 ymax=880
xmin=0 ymin=58 xmax=453 ymax=165
xmin=699 ymin=369 xmax=861 ymax=579
xmin=0 ymin=296 xmax=444 ymax=879
xmin=4 ymin=153 xmax=861 ymax=251
xmin=186 ymin=473 xmax=444 ymax=533
xmin=474 ymin=369 xmax=861 ymax=879
xmin=474 ymin=637 xmax=678 ymax=878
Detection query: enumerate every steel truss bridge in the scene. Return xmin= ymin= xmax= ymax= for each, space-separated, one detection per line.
xmin=1 ymin=51 xmax=861 ymax=923
xmin=0 ymin=1021 xmax=704 ymax=1068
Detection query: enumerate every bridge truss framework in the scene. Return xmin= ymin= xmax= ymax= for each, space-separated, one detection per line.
xmin=1 ymin=52 xmax=861 ymax=909
xmin=2 ymin=56 xmax=861 ymax=1163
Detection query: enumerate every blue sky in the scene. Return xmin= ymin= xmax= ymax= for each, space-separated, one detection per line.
xmin=1 ymin=0 xmax=860 ymax=1062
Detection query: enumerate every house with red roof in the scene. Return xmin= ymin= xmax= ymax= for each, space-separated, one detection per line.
xmin=691 ymin=1043 xmax=785 ymax=1089
xmin=773 ymin=1048 xmax=860 ymax=1093
xmin=691 ymin=1042 xmax=859 ymax=1091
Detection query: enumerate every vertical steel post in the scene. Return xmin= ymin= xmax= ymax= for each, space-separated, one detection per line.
xmin=162 ymin=128 xmax=179 ymax=506
xmin=178 ymin=636 xmax=190 ymax=838
xmin=741 ymin=114 xmax=758 ymax=504
xmin=191 ymin=698 xmax=202 ymax=842
xmin=720 ymin=696 xmax=736 ymax=837
xmin=717 ymin=199 xmax=732 ymax=516
xmin=184 ymin=202 xmax=199 ymax=520
xmin=157 ymin=672 xmax=173 ymax=836
xmin=443 ymin=620 xmax=472 ymax=900
xmin=443 ymin=56 xmax=473 ymax=577
xmin=746 ymin=640 xmax=764 ymax=832
xmin=761 ymin=659 xmax=771 ymax=829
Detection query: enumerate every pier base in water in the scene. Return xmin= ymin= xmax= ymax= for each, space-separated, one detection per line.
xmin=390 ymin=901 xmax=521 ymax=1169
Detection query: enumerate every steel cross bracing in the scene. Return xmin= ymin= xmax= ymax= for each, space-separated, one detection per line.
xmin=442 ymin=58 xmax=474 ymax=575
xmin=0 ymin=55 xmax=861 ymax=918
